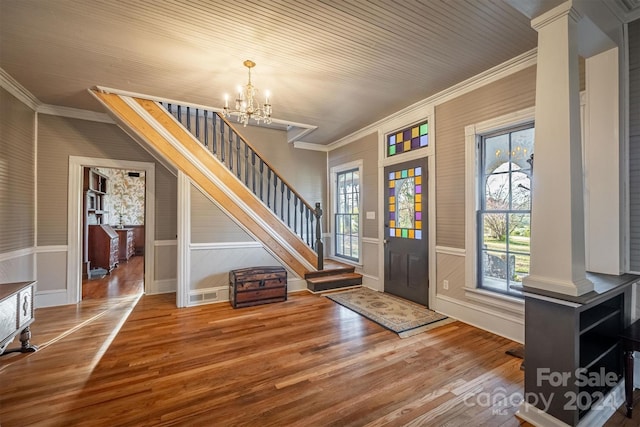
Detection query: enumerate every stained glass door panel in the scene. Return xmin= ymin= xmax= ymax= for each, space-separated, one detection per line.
xmin=383 ymin=157 xmax=429 ymax=306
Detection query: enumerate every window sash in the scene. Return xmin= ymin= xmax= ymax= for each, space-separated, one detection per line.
xmin=477 ymin=124 xmax=533 ymax=298
xmin=335 ymin=168 xmax=360 ymax=261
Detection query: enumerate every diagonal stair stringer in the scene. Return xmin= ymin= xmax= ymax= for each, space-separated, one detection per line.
xmin=90 ymin=89 xmax=317 ymax=278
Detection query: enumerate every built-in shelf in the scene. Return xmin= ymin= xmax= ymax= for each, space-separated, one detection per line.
xmin=579 ymin=338 xmax=619 ymax=370
xmin=523 ymin=273 xmax=637 ymax=426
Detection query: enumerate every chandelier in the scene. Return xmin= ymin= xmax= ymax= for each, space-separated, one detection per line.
xmin=223 ymin=60 xmax=272 ymax=127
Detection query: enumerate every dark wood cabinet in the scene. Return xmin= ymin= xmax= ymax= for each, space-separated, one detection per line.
xmin=131 ymin=225 xmax=145 ymax=255
xmin=116 ymin=228 xmax=135 ymax=261
xmin=83 ymin=168 xmax=110 ymax=277
xmin=88 ymin=224 xmax=119 ymax=273
xmin=523 ymin=273 xmax=638 ymax=425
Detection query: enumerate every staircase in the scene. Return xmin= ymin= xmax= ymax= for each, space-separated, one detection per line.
xmin=305 ymin=259 xmax=363 ymax=293
xmin=90 ymin=88 xmax=362 ymax=292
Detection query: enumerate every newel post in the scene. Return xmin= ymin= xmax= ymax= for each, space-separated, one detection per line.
xmin=314 ymin=202 xmax=323 ymax=270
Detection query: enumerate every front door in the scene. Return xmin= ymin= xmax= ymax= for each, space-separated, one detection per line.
xmin=384 ymin=157 xmax=429 ymax=306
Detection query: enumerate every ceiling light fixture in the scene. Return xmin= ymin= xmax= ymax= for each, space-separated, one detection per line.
xmin=223 ymin=60 xmax=272 ymax=127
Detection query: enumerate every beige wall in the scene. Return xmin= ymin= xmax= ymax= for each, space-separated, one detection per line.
xmin=0 ymin=88 xmax=35 ymax=253
xmin=435 ymin=65 xmax=537 ymax=249
xmin=190 ymin=184 xmax=252 ymax=243
xmin=37 ymin=114 xmax=177 ymax=244
xmin=328 ymin=131 xmax=378 ymax=239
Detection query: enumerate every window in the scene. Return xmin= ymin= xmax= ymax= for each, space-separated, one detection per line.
xmin=335 ymin=167 xmax=360 ymax=261
xmin=477 ymin=124 xmax=534 ymax=297
xmin=387 ymin=120 xmax=429 ymax=157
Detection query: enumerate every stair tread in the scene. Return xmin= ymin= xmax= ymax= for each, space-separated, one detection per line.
xmin=306 ymin=272 xmax=362 ymax=284
xmin=304 ymin=260 xmax=357 ymax=279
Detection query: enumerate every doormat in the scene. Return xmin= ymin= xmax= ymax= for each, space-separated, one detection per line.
xmin=326 ymin=287 xmax=454 ymax=338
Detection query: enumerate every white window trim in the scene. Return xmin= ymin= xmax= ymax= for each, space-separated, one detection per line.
xmin=330 ymin=160 xmax=363 ymax=264
xmin=464 ymin=107 xmax=535 ymax=303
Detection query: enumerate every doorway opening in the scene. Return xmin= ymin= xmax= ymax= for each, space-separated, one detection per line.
xmin=82 ymin=166 xmax=146 ymax=300
xmin=67 ymin=156 xmax=155 ymax=305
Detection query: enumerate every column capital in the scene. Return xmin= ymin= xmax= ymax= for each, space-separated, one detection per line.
xmin=532 ymin=1 xmax=582 ymax=31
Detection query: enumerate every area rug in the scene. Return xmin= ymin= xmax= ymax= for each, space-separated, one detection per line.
xmin=326 ymin=287 xmax=454 ymax=338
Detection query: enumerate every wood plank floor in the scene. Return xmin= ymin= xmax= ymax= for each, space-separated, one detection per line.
xmin=82 ymin=255 xmax=144 ymax=300
xmin=0 ymin=289 xmax=635 ymax=426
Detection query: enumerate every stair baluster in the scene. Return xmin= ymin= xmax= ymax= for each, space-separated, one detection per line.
xmin=259 ymin=160 xmax=264 ymax=201
xmin=280 ymin=181 xmax=285 ymax=221
xmin=293 ymin=196 xmax=298 ymax=234
xmin=304 ymin=206 xmax=310 ymax=245
xmin=315 ymin=202 xmax=323 ymax=270
xmin=244 ymin=145 xmax=249 ymax=186
xmin=251 ymin=152 xmax=257 ymax=195
xmin=273 ymin=174 xmax=278 ymax=216
xmin=235 ymin=135 xmax=241 ymax=178
xmin=286 ymin=189 xmax=291 ymax=227
xmin=220 ymin=121 xmax=226 ymax=163
xmin=228 ymin=129 xmax=233 ymax=172
xmin=204 ymin=110 xmax=209 ymax=149
xmin=267 ymin=168 xmax=272 ymax=208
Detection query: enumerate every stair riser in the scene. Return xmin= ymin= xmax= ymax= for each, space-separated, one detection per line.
xmin=307 ymin=277 xmax=362 ymax=292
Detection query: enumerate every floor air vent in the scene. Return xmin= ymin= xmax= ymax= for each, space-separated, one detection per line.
xmin=189 ymin=289 xmax=224 ymax=305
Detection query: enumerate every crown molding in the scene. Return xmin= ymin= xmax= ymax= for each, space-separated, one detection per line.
xmin=37 ymin=104 xmax=114 ymax=123
xmin=326 ymin=48 xmax=538 ymax=151
xmin=531 ymin=2 xmax=581 ymax=31
xmin=0 ymin=67 xmax=40 ymax=110
xmin=0 ymin=68 xmax=115 ymax=123
xmin=605 ymin=0 xmax=640 ymax=23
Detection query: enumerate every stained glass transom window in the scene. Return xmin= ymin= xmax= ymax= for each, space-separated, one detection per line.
xmin=387 ymin=120 xmax=429 ymax=157
xmin=388 ymin=167 xmax=422 ymax=239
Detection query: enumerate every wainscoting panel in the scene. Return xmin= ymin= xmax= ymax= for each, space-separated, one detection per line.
xmin=433 ymin=248 xmax=524 ymax=343
xmin=190 ymin=244 xmax=282 ymax=290
xmin=150 ymin=241 xmax=177 ymax=294
xmin=0 ymin=248 xmax=35 ymax=291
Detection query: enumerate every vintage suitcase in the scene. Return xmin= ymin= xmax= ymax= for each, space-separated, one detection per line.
xmin=229 ymin=266 xmax=287 ymax=308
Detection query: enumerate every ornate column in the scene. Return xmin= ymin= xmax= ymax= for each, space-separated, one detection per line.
xmin=522 ymin=2 xmax=593 ymax=296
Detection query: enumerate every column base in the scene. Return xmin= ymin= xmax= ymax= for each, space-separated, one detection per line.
xmin=522 ymin=274 xmax=594 ymax=297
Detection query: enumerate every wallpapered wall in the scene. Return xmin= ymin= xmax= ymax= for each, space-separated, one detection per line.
xmin=96 ymin=168 xmax=145 ymax=225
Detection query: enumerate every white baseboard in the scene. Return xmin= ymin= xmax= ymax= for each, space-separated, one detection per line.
xmin=434 ymin=294 xmax=524 ymax=343
xmin=361 ymin=273 xmax=380 ymax=291
xmin=578 ymin=381 xmax=625 ymax=427
xmin=35 ymin=289 xmax=69 ymax=308
xmin=287 ymin=277 xmax=307 ymax=292
xmin=517 ymin=402 xmax=571 ymax=427
xmin=148 ymin=279 xmax=177 ymax=295
xmin=516 ymin=381 xmax=624 ymax=427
